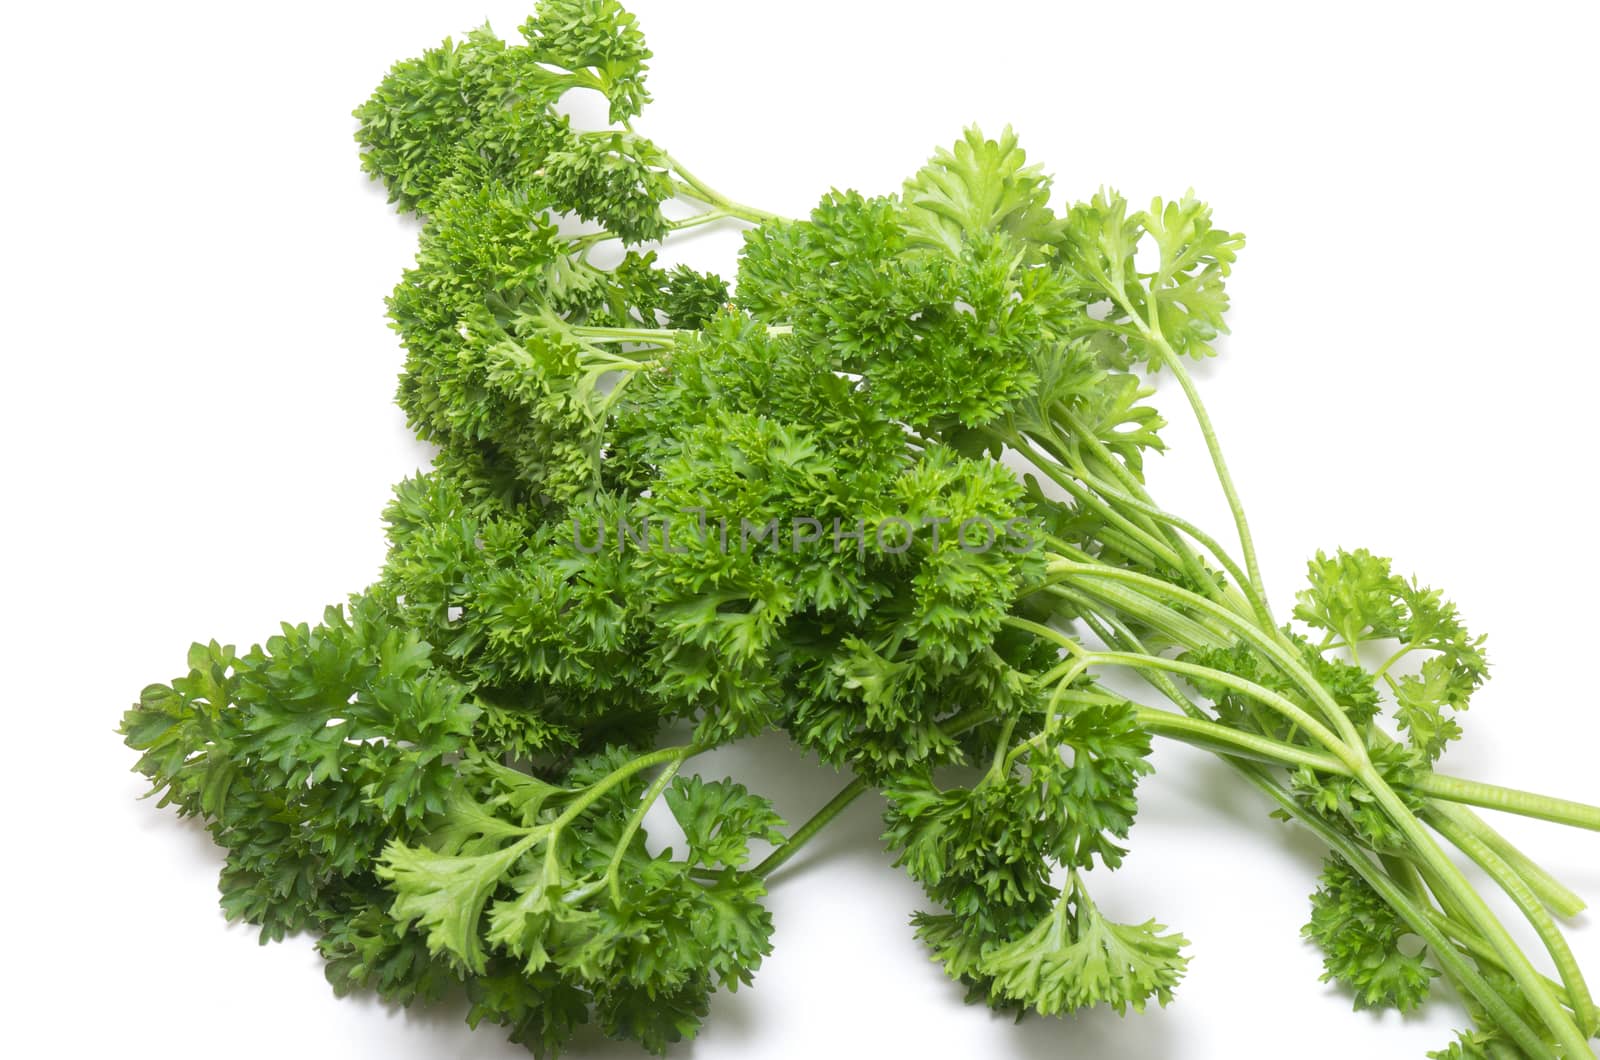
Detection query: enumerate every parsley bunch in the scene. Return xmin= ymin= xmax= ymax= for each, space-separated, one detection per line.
xmin=123 ymin=3 xmax=1600 ymax=1057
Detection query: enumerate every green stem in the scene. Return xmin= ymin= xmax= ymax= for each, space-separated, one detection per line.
xmin=1054 ymin=602 xmax=1585 ymax=1051
xmin=1365 ymin=728 xmax=1589 ymax=914
xmin=1152 ymin=339 xmax=1271 ymax=617
xmin=570 ymin=322 xmax=791 ymax=346
xmin=1030 ymin=554 xmax=1231 ymax=647
xmin=1429 ymin=803 xmax=1586 ymax=918
xmin=572 ymin=207 xmax=733 ymax=250
xmin=1418 ymin=774 xmax=1600 ymax=832
xmin=1088 ymin=528 xmax=1169 ymax=572
xmin=1425 ymin=908 xmax=1576 ymax=1007
xmin=1068 ymin=455 xmax=1272 ymax=628
xmin=553 ymin=743 xmax=706 ymax=829
xmin=1039 ymin=560 xmax=1273 ymax=655
xmin=1030 ymin=588 xmax=1588 ymax=1048
xmin=1429 ymin=808 xmax=1599 ymax=1036
xmin=604 ymin=755 xmax=685 ymax=904
xmin=570 ymin=324 xmax=682 ymax=346
xmin=1358 ymin=769 xmax=1592 ymax=1057
xmin=1083 ymin=619 xmax=1555 ymax=1048
xmin=1372 ymin=641 xmax=1418 ymax=679
xmin=1036 ymin=686 xmax=1594 ymax=842
xmin=1010 ymin=433 xmax=1193 ymax=575
xmin=1026 ymin=422 xmax=1167 ymax=544
xmin=1042 ymin=558 xmax=1367 ymax=749
xmin=664 ymin=153 xmax=788 ymax=226
xmin=1052 ymin=402 xmax=1155 ymax=500
xmin=1131 ymin=705 xmax=1346 ymax=774
xmin=1083 ymin=650 xmax=1355 ymax=765
xmin=1066 ymin=608 xmax=1533 ymax=1042
xmin=1244 ymin=769 xmax=1558 ymax=1060
xmin=985 ymin=715 xmax=1018 ymax=783
xmin=753 ymin=776 xmax=871 ymax=879
xmin=1002 ymin=615 xmax=1087 ymax=658
xmin=1057 ymin=577 xmax=1232 ymax=649
xmin=751 ymin=707 xmax=1006 ymax=881
xmin=1035 ymin=408 xmax=1238 ymax=618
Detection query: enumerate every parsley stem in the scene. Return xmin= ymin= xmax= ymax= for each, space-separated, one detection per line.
xmin=1022 ymin=415 xmax=1236 ymax=615
xmin=1423 ymin=908 xmax=1575 ymax=1005
xmin=1042 ymin=558 xmax=1368 ymax=749
xmin=1151 ymin=343 xmax=1272 ymax=621
xmin=1358 ymin=767 xmax=1593 ymax=1057
xmin=1053 ymin=601 xmax=1589 ymax=1050
xmin=985 ymin=715 xmax=1019 ymax=782
xmin=571 ymin=207 xmax=733 ymax=250
xmin=1018 ymin=593 xmax=1336 ymax=759
xmin=1131 ymin=706 xmax=1347 ymax=774
xmin=1024 ymin=679 xmax=1343 ymax=776
xmin=1428 ymin=808 xmax=1599 ymax=1034
xmin=1244 ymin=767 xmax=1559 ymax=1060
xmin=1050 ymin=402 xmax=1157 ymax=499
xmin=753 ymin=709 xmax=1002 ymax=881
xmin=1043 ymin=683 xmax=1596 ymax=843
xmin=1417 ymin=774 xmax=1600 ymax=832
xmin=1092 ymin=616 xmax=1560 ymax=1050
xmin=1054 ymin=577 xmax=1231 ymax=649
xmin=663 ymin=153 xmax=789 ymax=227
xmin=553 ymin=743 xmax=708 ymax=830
xmin=1001 ymin=615 xmax=1088 ymax=658
xmin=604 ymin=755 xmax=686 ymax=905
xmin=1066 ymin=455 xmax=1272 ymax=628
xmin=1371 ymin=641 xmax=1418 ymax=679
xmin=1093 ymin=278 xmax=1271 ymax=619
xmin=569 ymin=324 xmax=681 ymax=345
xmin=753 ymin=776 xmax=871 ymax=879
xmin=1009 ymin=434 xmax=1192 ymax=573
xmin=1427 ymin=804 xmax=1586 ymax=918
xmin=1085 ymin=651 xmax=1354 ymax=765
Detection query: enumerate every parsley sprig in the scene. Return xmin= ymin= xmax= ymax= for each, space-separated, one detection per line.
xmin=123 ymin=3 xmax=1599 ymax=1056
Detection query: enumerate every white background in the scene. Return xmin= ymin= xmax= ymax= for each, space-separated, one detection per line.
xmin=4 ymin=2 xmax=1599 ymax=1057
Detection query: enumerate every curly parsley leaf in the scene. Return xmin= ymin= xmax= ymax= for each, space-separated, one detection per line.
xmin=1305 ymin=855 xmax=1437 ymax=1012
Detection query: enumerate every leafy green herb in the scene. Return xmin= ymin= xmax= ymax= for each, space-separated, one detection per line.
xmin=123 ymin=3 xmax=1600 ymax=1057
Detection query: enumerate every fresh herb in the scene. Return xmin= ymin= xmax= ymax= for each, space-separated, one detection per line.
xmin=123 ymin=4 xmax=1600 ymax=1057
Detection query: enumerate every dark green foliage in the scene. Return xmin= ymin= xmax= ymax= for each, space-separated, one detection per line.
xmin=883 ymin=701 xmax=1176 ymax=1014
xmin=355 ymin=3 xmax=661 ymax=219
xmin=738 ymin=185 xmax=1080 ymax=432
xmin=124 ymin=4 xmax=1600 ymax=1057
xmin=123 ymin=595 xmax=481 ymax=940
